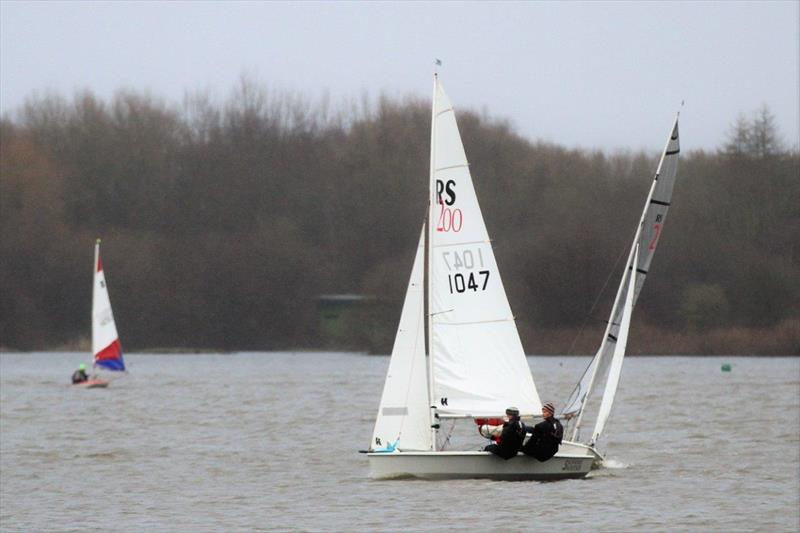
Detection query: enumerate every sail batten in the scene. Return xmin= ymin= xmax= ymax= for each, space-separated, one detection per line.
xmin=435 ymin=164 xmax=470 ymax=172
xmin=432 ymin=240 xmax=490 ymax=249
xmin=434 ymin=318 xmax=515 ymax=326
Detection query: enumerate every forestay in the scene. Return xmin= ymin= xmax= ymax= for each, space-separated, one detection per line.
xmin=427 ymin=76 xmax=541 ymax=418
xmin=371 ymin=228 xmax=431 ymax=451
xmin=92 ymin=240 xmax=125 ymax=371
xmin=561 ymin=116 xmax=680 ymax=438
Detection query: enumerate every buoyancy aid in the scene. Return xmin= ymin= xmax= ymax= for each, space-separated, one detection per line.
xmin=476 ymin=418 xmax=506 ymax=442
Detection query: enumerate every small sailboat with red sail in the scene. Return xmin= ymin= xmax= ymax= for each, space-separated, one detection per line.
xmin=73 ymin=239 xmax=126 ymax=388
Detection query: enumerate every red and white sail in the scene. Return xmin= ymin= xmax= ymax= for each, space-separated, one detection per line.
xmin=92 ymin=240 xmax=125 ymax=371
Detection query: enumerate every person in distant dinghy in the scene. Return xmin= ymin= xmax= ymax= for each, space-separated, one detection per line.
xmin=521 ymin=402 xmax=563 ymax=461
xmin=71 ymin=363 xmax=89 ymax=384
xmin=482 ymin=407 xmax=527 ymax=459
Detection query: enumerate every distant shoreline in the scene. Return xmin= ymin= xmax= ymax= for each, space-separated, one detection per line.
xmin=2 ymin=319 xmax=797 ymax=356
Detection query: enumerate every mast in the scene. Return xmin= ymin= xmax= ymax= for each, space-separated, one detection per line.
xmin=92 ymin=238 xmax=100 ymax=366
xmin=426 ymin=72 xmax=439 ymax=451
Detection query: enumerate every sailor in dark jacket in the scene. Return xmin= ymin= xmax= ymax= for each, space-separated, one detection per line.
xmin=484 ymin=407 xmax=526 ymax=459
xmin=71 ymin=363 xmax=89 ymax=384
xmin=521 ymin=401 xmax=564 ymax=461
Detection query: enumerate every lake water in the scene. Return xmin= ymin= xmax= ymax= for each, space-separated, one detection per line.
xmin=1 ymin=353 xmax=798 ymax=532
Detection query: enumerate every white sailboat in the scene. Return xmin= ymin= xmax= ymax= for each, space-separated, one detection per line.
xmin=367 ymin=74 xmax=598 ymax=480
xmin=561 ymin=114 xmax=681 ymax=450
xmin=75 ymin=239 xmax=126 ymax=388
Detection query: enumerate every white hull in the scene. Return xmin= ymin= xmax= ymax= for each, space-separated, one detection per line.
xmin=368 ymin=441 xmax=601 ymax=480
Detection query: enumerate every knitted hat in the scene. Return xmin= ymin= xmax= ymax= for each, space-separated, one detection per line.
xmin=542 ymin=402 xmax=555 ymax=414
xmin=505 ymin=407 xmax=520 ymax=417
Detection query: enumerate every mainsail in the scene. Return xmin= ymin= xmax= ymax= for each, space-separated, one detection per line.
xmin=92 ymin=240 xmax=125 ymax=372
xmin=427 ymin=75 xmax=541 ymax=418
xmin=561 ymin=116 xmax=680 ymax=440
xmin=371 ymin=228 xmax=431 ymax=451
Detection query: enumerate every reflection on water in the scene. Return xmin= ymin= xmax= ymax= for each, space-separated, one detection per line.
xmin=1 ymin=353 xmax=798 ymax=531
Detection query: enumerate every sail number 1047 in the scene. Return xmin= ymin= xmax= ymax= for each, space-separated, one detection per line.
xmin=442 ymin=248 xmax=491 ymax=294
xmin=448 ymin=271 xmax=490 ymax=293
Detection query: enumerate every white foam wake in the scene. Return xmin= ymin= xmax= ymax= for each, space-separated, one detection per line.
xmin=599 ymin=457 xmax=630 ymax=469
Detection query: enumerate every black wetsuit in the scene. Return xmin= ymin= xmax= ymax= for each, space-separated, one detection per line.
xmin=71 ymin=369 xmax=89 ymax=384
xmin=521 ymin=416 xmax=563 ymax=461
xmin=484 ymin=420 xmax=526 ymax=459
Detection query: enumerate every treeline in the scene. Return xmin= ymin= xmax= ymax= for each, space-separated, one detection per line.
xmin=1 ymin=81 xmax=798 ymax=354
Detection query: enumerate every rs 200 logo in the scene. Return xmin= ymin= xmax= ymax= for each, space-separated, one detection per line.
xmin=435 ymin=179 xmax=462 ymax=232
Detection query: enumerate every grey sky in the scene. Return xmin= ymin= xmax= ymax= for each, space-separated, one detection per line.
xmin=1 ymin=1 xmax=798 ymax=151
